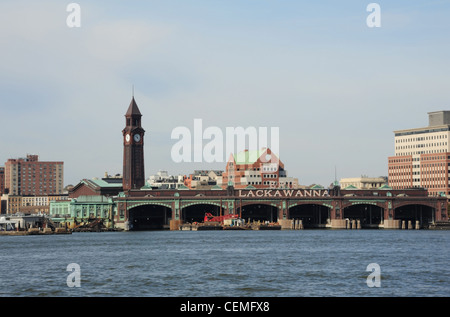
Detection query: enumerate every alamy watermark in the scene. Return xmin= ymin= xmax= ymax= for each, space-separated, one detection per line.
xmin=66 ymin=3 xmax=81 ymax=28
xmin=366 ymin=3 xmax=381 ymax=28
xmin=66 ymin=263 xmax=81 ymax=287
xmin=366 ymin=263 xmax=381 ymax=287
xmin=170 ymin=119 xmax=280 ymax=164
xmin=65 ymin=3 xmax=380 ymax=29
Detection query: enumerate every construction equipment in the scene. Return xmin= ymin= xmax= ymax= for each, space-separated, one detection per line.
xmin=44 ymin=217 xmax=56 ymax=231
xmin=72 ymin=218 xmax=105 ymax=232
xmin=204 ymin=212 xmax=239 ymax=223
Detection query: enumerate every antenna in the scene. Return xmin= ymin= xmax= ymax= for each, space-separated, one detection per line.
xmin=334 ymin=165 xmax=337 ymax=182
xmin=334 ymin=165 xmax=338 ymax=187
xmin=132 ymin=84 xmax=134 ymax=98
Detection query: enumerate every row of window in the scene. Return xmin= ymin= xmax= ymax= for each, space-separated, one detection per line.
xmin=421 ymin=178 xmax=450 ymax=182
xmin=396 ymin=149 xmax=448 ymax=156
xmin=396 ymin=134 xmax=448 ymax=143
xmin=389 ymin=158 xmax=411 ymax=163
xmin=390 ymin=177 xmax=450 ymax=182
xmin=396 ymin=142 xmax=448 ymax=150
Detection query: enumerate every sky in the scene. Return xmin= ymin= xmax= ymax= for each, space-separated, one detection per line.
xmin=0 ymin=0 xmax=449 ymax=187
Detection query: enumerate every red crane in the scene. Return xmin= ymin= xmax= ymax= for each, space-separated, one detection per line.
xmin=204 ymin=213 xmax=239 ymax=223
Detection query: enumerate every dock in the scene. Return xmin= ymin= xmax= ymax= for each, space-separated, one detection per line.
xmin=179 ymin=220 xmax=282 ymax=231
xmin=0 ymin=228 xmax=72 ymax=236
xmin=428 ymin=221 xmax=450 ymax=230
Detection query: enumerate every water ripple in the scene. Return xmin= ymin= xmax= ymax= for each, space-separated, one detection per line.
xmin=0 ymin=230 xmax=449 ymax=296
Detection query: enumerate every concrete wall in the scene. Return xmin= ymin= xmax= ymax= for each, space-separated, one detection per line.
xmin=429 ymin=111 xmax=450 ymax=126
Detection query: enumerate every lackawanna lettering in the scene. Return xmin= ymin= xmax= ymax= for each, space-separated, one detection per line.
xmin=238 ymin=189 xmax=330 ymax=198
xmin=180 ymin=301 xmax=214 ymax=314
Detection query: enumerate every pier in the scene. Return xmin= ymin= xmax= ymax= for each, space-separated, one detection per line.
xmin=0 ymin=227 xmax=71 ymax=236
xmin=114 ymin=185 xmax=448 ymax=231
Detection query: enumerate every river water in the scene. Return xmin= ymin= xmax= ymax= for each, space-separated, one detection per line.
xmin=0 ymin=230 xmax=448 ymax=297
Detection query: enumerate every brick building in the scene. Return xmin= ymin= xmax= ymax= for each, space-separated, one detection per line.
xmin=220 ymin=148 xmax=298 ymax=189
xmin=388 ymin=111 xmax=450 ymax=196
xmin=69 ymin=178 xmax=123 ymax=199
xmin=4 ymin=154 xmax=64 ymax=196
xmin=0 ymin=167 xmax=4 ymax=195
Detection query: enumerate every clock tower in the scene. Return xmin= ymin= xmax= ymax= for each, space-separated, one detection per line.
xmin=122 ymin=96 xmax=145 ymax=191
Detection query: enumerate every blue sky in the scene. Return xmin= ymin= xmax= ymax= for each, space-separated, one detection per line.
xmin=1 ymin=0 xmax=449 ymax=187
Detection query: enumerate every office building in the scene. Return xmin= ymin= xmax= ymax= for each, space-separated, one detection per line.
xmin=388 ymin=111 xmax=450 ymax=196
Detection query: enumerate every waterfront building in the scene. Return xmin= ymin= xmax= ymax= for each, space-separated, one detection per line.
xmin=0 ymin=194 xmax=68 ymax=214
xmin=69 ymin=177 xmax=123 ymax=199
xmin=20 ymin=194 xmax=68 ymax=214
xmin=340 ymin=176 xmax=388 ymax=190
xmin=110 ymin=94 xmax=447 ymax=231
xmin=49 ymin=195 xmax=115 ymax=227
xmin=50 ymin=195 xmax=114 ymax=219
xmin=3 ymin=154 xmax=64 ymax=196
xmin=220 ymin=148 xmax=299 ymax=189
xmin=388 ymin=111 xmax=450 ymax=196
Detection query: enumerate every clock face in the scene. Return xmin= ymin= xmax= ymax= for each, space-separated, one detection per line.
xmin=134 ymin=134 xmax=141 ymax=142
xmin=125 ymin=134 xmax=130 ymax=142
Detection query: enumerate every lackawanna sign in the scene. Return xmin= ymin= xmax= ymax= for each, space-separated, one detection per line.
xmin=238 ymin=189 xmax=331 ymax=198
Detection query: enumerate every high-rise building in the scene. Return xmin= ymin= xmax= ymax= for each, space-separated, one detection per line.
xmin=388 ymin=111 xmax=450 ymax=196
xmin=4 ymin=154 xmax=64 ymax=196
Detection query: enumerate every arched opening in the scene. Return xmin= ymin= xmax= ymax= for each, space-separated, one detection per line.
xmin=238 ymin=204 xmax=278 ymax=223
xmin=343 ymin=204 xmax=384 ymax=228
xmin=395 ymin=204 xmax=434 ymax=229
xmin=182 ymin=203 xmax=221 ymax=223
xmin=128 ymin=204 xmax=171 ymax=230
xmin=288 ymin=204 xmax=330 ymax=228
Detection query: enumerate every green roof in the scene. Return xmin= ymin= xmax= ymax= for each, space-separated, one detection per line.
xmin=378 ymin=184 xmax=392 ymax=190
xmin=234 ymin=150 xmax=263 ymax=164
xmin=245 ymin=185 xmax=256 ymax=189
xmin=310 ymin=184 xmax=324 ymax=189
xmin=344 ymin=184 xmax=357 ymax=189
xmin=87 ymin=179 xmax=122 ymax=188
xmin=74 ymin=195 xmax=112 ymax=203
xmin=211 ymin=185 xmax=223 ymax=190
xmin=140 ymin=183 xmax=152 ymax=189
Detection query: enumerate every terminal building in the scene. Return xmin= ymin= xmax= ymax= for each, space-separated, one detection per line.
xmin=45 ymin=99 xmax=448 ymax=230
xmin=388 ymin=111 xmax=450 ymax=196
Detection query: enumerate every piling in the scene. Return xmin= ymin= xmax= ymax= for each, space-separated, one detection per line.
xmin=401 ymin=220 xmax=406 ymax=229
xmin=415 ymin=220 xmax=420 ymax=230
xmin=357 ymin=219 xmax=361 ymax=229
xmin=408 ymin=220 xmax=413 ymax=230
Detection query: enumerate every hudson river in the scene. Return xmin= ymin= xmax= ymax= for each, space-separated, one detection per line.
xmin=0 ymin=230 xmax=448 ymax=297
